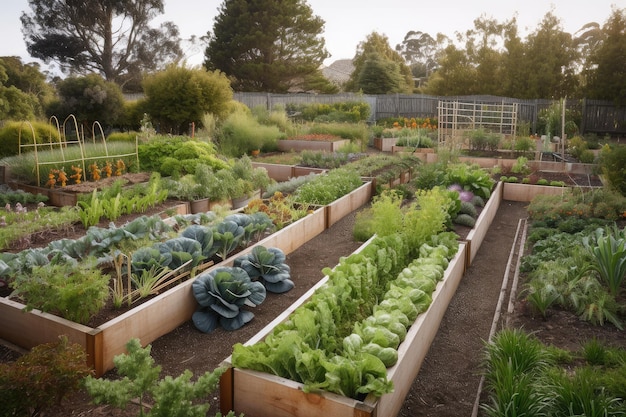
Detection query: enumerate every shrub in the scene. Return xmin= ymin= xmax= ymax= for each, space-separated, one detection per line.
xmin=514 ymin=136 xmax=536 ymax=152
xmin=578 ymin=149 xmax=596 ymax=164
xmin=217 ymin=108 xmax=283 ymax=157
xmin=0 ymin=120 xmax=61 ymax=158
xmin=598 ymin=144 xmax=626 ymax=196
xmin=107 ymin=131 xmax=138 ymax=142
xmin=143 ymin=65 xmax=233 ymax=134
xmin=286 ymin=100 xmax=371 ymax=123
xmin=0 ymin=336 xmax=92 ymax=417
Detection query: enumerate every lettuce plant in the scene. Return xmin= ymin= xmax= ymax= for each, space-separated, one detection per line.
xmin=191 ymin=266 xmax=266 ymax=333
xmin=234 ymin=246 xmax=293 ymax=293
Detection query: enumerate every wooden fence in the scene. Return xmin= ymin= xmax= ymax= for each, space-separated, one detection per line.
xmin=232 ymin=93 xmax=625 ymax=136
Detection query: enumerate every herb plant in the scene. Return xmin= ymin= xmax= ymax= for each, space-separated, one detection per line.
xmin=84 ymin=338 xmax=235 ymax=417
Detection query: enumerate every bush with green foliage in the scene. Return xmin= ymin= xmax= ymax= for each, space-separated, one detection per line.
xmin=0 ymin=120 xmax=61 ymax=158
xmin=48 ymin=74 xmax=125 ymax=128
xmin=0 ymin=336 xmax=92 ymax=417
xmin=251 ymin=105 xmax=298 ymax=137
xmin=599 ymin=144 xmax=626 ymax=196
xmin=138 ymin=136 xmax=228 ymax=177
xmin=106 ymin=131 xmax=138 ymax=142
xmin=143 ymin=65 xmax=233 ymax=135
xmin=285 ymin=100 xmax=371 ymax=123
xmin=466 ymin=128 xmax=501 ymax=152
xmin=217 ymin=107 xmax=283 ymax=157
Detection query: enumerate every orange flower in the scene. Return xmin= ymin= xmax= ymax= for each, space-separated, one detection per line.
xmin=89 ymin=163 xmax=101 ymax=181
xmin=115 ymin=159 xmax=126 ymax=176
xmin=70 ymin=165 xmax=83 ymax=184
xmin=57 ymin=169 xmax=68 ymax=187
xmin=103 ymin=161 xmax=113 ymax=178
xmin=45 ymin=170 xmax=57 ymax=189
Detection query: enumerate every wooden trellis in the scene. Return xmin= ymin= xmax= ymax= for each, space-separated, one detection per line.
xmin=18 ymin=115 xmax=138 ymax=187
xmin=437 ymin=100 xmax=518 ymax=148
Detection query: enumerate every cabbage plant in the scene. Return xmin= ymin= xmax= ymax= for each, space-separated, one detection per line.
xmin=234 ymin=246 xmax=293 ymax=293
xmin=191 ymin=266 xmax=266 ymax=333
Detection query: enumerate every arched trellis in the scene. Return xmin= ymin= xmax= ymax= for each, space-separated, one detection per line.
xmin=18 ymin=115 xmax=139 ymax=187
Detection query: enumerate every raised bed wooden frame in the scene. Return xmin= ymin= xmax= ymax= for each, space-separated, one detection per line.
xmin=218 ymin=181 xmax=508 ymax=417
xmin=0 ymin=182 xmax=372 ymax=376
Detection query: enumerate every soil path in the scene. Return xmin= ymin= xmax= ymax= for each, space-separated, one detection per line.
xmin=399 ymin=200 xmax=529 ymax=416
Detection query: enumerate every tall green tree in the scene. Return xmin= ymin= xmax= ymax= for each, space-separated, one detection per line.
xmin=21 ymin=0 xmax=182 ymax=88
xmin=524 ymin=11 xmax=579 ymax=98
xmin=395 ymin=31 xmax=444 ymax=80
xmin=204 ymin=0 xmax=331 ymax=93
xmin=346 ymin=32 xmax=414 ymax=93
xmin=585 ymin=8 xmax=626 ymax=104
xmin=0 ymin=57 xmax=54 ymax=120
xmin=48 ymin=74 xmax=125 ymax=128
xmin=143 ymin=65 xmax=233 ymax=134
xmin=425 ymin=44 xmax=476 ymax=95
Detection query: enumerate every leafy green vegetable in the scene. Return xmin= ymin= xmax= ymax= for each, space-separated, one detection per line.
xmin=191 ymin=266 xmax=266 ymax=333
xmin=233 ymin=246 xmax=293 ymax=293
xmin=210 ymin=220 xmax=245 ymax=260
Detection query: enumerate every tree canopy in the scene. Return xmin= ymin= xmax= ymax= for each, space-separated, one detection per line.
xmin=0 ymin=57 xmax=54 ymax=120
xmin=203 ymin=0 xmax=332 ymax=93
xmin=413 ymin=8 xmax=626 ymax=100
xmin=585 ymin=7 xmax=626 ymax=104
xmin=48 ymin=74 xmax=125 ymax=127
xmin=346 ymin=32 xmax=414 ymax=94
xmin=21 ymin=0 xmax=183 ymax=88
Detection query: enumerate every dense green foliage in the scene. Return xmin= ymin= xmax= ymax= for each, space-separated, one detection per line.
xmin=143 ymin=66 xmax=233 ymax=134
xmin=346 ymin=32 xmax=414 ymax=94
xmin=138 ymin=136 xmax=229 ymax=176
xmin=48 ymin=74 xmax=125 ymax=127
xmin=0 ymin=57 xmax=54 ymax=120
xmin=0 ymin=336 xmax=91 ymax=417
xmin=585 ymin=9 xmax=626 ymax=104
xmin=599 ymin=144 xmax=626 ymax=196
xmin=422 ymin=9 xmax=625 ymax=99
xmin=0 ymin=120 xmax=61 ymax=158
xmin=204 ymin=0 xmax=331 ymax=93
xmin=12 ymin=260 xmax=110 ymax=324
xmin=84 ymin=338 xmax=234 ymax=417
xmin=482 ymin=329 xmax=626 ymax=416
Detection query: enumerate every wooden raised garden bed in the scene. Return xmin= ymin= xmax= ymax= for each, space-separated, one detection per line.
xmin=217 ymin=181 xmax=511 ymax=417
xmin=373 ymin=137 xmax=398 ymax=152
xmin=277 ymin=139 xmax=350 ymax=153
xmin=219 ymin=242 xmax=468 ymax=417
xmin=0 ymin=181 xmax=373 ymax=376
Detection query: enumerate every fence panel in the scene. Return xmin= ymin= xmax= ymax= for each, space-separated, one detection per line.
xmin=227 ymin=93 xmax=625 ymax=136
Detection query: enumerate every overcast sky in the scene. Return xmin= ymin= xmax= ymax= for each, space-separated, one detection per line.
xmin=1 ymin=0 xmax=620 ymax=71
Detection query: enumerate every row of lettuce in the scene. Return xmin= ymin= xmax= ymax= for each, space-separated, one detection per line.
xmin=231 ymin=186 xmax=464 ymax=399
